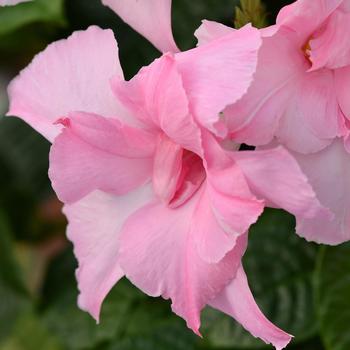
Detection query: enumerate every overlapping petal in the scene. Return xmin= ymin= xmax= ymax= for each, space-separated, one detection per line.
xmin=118 ymin=192 xmax=248 ymax=335
xmin=233 ymin=146 xmax=332 ymax=229
xmin=7 ymin=26 xmax=126 ymax=142
xmin=309 ymin=7 xmax=350 ymax=70
xmin=209 ymin=265 xmax=292 ymax=350
xmin=292 ymin=139 xmax=350 ymax=244
xmin=197 ymin=132 xmax=264 ymax=262
xmin=63 ymin=184 xmax=154 ymax=321
xmin=176 ymin=24 xmax=261 ymax=136
xmin=49 ymin=112 xmax=154 ymax=203
xmin=276 ymin=0 xmax=343 ymax=41
xmin=112 ymin=54 xmax=201 ymax=154
xmin=335 ymin=65 xmax=350 ymax=119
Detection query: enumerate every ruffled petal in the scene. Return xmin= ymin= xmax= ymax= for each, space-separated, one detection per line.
xmin=233 ymin=146 xmax=332 ymax=224
xmin=197 ymin=132 xmax=264 ymax=262
xmin=63 ymin=184 xmax=153 ymax=321
xmin=176 ymin=24 xmax=261 ymax=136
xmin=7 ymin=26 xmax=126 ymax=142
xmin=276 ymin=70 xmax=344 ymax=153
xmin=118 ymin=189 xmax=248 ymax=335
xmin=49 ymin=112 xmax=154 ymax=203
xmin=112 ymin=54 xmax=201 ymax=154
xmin=292 ymin=139 xmax=350 ymax=244
xmin=276 ymin=0 xmax=343 ymax=41
xmin=194 ymin=20 xmax=234 ymax=46
xmin=101 ymin=0 xmax=179 ymax=53
xmin=225 ymin=28 xmax=307 ymax=146
xmin=209 ymin=265 xmax=292 ymax=350
xmin=309 ymin=8 xmax=350 ymax=70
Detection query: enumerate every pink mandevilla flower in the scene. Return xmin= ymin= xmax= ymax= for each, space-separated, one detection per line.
xmin=101 ymin=0 xmax=346 ymax=244
xmin=188 ymin=0 xmax=350 ymax=246
xmin=7 ymin=14 xmax=328 ymax=350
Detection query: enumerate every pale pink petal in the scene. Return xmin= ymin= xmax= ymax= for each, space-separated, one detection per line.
xmin=7 ymin=26 xmax=126 ymax=142
xmin=225 ymin=28 xmax=307 ymax=146
xmin=335 ymin=65 xmax=350 ymax=119
xmin=309 ymin=8 xmax=350 ymax=70
xmin=196 ymin=132 xmax=264 ymax=262
xmin=49 ymin=112 xmax=153 ymax=203
xmin=56 ymin=112 xmax=155 ymax=158
xmin=118 ymin=189 xmax=248 ymax=335
xmin=63 ymin=184 xmax=154 ymax=321
xmin=101 ymin=0 xmax=179 ymax=53
xmin=276 ymin=70 xmax=344 ymax=153
xmin=152 ymin=134 xmax=183 ymax=204
xmin=175 ymin=24 xmax=261 ymax=135
xmin=194 ymin=20 xmax=234 ymax=46
xmin=0 ymin=0 xmax=30 ymax=5
xmin=113 ymin=54 xmax=202 ymax=154
xmin=232 ymin=146 xmax=331 ymax=222
xmin=192 ymin=184 xmax=262 ymax=264
xmin=276 ymin=0 xmax=343 ymax=41
xmin=292 ymin=139 xmax=350 ymax=244
xmin=209 ymin=265 xmax=292 ymax=350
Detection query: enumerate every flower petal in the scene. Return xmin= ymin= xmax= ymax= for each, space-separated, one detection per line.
xmin=49 ymin=112 xmax=154 ymax=203
xmin=101 ymin=0 xmax=179 ymax=53
xmin=118 ymin=190 xmax=248 ymax=335
xmin=7 ymin=26 xmax=126 ymax=142
xmin=309 ymin=8 xmax=350 ymax=70
xmin=196 ymin=132 xmax=264 ymax=262
xmin=113 ymin=54 xmax=202 ymax=154
xmin=276 ymin=70 xmax=344 ymax=153
xmin=63 ymin=184 xmax=153 ymax=321
xmin=225 ymin=27 xmax=306 ymax=146
xmin=175 ymin=24 xmax=261 ymax=136
xmin=292 ymin=139 xmax=350 ymax=244
xmin=233 ymin=146 xmax=332 ymax=224
xmin=209 ymin=265 xmax=292 ymax=350
xmin=194 ymin=20 xmax=234 ymax=46
xmin=276 ymin=0 xmax=343 ymax=40
xmin=335 ymin=65 xmax=350 ymax=119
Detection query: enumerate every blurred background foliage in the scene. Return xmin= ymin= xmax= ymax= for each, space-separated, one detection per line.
xmin=0 ymin=0 xmax=348 ymax=349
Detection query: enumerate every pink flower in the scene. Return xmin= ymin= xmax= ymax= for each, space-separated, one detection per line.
xmin=7 ymin=25 xmax=328 ymax=349
xmin=194 ymin=0 xmax=350 ymax=245
xmin=104 ymin=0 xmax=345 ymax=246
xmin=0 ymin=0 xmax=30 ymax=5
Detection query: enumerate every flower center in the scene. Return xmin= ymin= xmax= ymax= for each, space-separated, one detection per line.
xmin=152 ymin=134 xmax=205 ymax=209
xmin=302 ymin=39 xmax=312 ymax=64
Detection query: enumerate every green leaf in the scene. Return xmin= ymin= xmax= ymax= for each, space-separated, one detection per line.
xmin=107 ymin=322 xmax=196 ymax=350
xmin=0 ymin=211 xmax=32 ymax=343
xmin=0 ymin=0 xmax=65 ymax=36
xmin=202 ymin=209 xmax=319 ymax=348
xmin=1 ymin=312 xmax=63 ymax=350
xmin=41 ymin=248 xmax=141 ymax=349
xmin=41 ymin=248 xmax=197 ymax=350
xmin=0 ymin=211 xmax=26 ymax=292
xmin=316 ymin=243 xmax=350 ymax=350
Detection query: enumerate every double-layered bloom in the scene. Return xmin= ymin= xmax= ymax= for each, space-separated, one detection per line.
xmin=178 ymin=0 xmax=350 ymax=246
xmin=221 ymin=0 xmax=350 ymax=245
xmin=101 ymin=0 xmax=349 ymax=245
xmin=7 ymin=22 xmax=330 ymax=349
